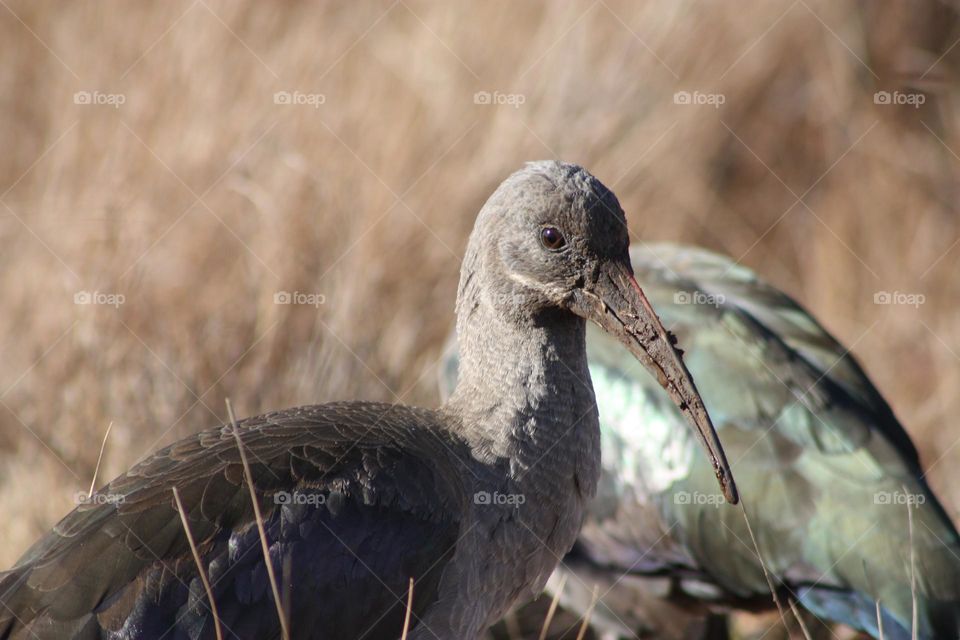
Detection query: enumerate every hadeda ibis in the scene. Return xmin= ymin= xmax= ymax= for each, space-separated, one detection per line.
xmin=441 ymin=243 xmax=960 ymax=639
xmin=0 ymin=162 xmax=736 ymax=640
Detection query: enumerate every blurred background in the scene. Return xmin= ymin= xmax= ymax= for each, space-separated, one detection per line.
xmin=1 ymin=1 xmax=959 ymax=637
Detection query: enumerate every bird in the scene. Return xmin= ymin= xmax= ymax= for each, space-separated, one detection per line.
xmin=0 ymin=162 xmax=737 ymax=640
xmin=440 ymin=242 xmax=960 ymax=640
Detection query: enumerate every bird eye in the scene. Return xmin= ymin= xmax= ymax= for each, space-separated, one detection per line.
xmin=540 ymin=226 xmax=566 ymax=251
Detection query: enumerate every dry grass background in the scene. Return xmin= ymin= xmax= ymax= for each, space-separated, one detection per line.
xmin=1 ymin=1 xmax=960 ymax=637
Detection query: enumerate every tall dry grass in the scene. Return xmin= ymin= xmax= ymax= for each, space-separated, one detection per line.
xmin=1 ymin=1 xmax=959 ymax=637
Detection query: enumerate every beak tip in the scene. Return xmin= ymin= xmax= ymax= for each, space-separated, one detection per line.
xmin=723 ymin=479 xmax=739 ymax=505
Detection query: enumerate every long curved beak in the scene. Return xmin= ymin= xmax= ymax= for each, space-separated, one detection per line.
xmin=571 ymin=259 xmax=739 ymax=504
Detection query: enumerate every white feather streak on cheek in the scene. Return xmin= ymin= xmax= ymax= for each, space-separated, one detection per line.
xmin=506 ymin=271 xmax=568 ymax=299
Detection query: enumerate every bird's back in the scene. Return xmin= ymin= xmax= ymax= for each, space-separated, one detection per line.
xmin=0 ymin=402 xmax=467 ymax=640
xmin=577 ymin=243 xmax=960 ymax=638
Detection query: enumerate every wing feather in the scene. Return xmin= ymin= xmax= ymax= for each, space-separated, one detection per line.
xmin=0 ymin=402 xmax=466 ymax=640
xmin=579 ymin=244 xmax=960 ymax=635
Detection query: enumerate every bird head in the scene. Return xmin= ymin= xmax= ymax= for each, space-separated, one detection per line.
xmin=459 ymin=160 xmax=738 ymax=504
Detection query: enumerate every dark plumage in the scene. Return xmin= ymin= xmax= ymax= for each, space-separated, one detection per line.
xmin=442 ymin=243 xmax=960 ymax=639
xmin=0 ymin=163 xmax=735 ymax=639
xmin=2 ymin=404 xmax=461 ymax=639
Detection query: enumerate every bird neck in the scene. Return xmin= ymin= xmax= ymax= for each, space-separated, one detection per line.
xmin=444 ymin=297 xmax=600 ymax=481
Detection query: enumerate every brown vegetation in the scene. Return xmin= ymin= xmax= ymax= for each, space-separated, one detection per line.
xmin=1 ymin=1 xmax=958 ymax=637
